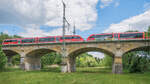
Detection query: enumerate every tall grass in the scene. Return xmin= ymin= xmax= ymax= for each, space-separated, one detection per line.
xmin=0 ymin=67 xmax=150 ymax=84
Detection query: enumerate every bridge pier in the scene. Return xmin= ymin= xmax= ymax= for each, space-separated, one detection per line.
xmin=24 ymin=56 xmax=41 ymax=71
xmin=61 ymin=57 xmax=68 ymax=72
xmin=20 ymin=57 xmax=25 ymax=70
xmin=61 ymin=56 xmax=76 ymax=72
xmin=112 ymin=56 xmax=123 ymax=74
xmin=20 ymin=52 xmax=26 ymax=70
xmin=67 ymin=56 xmax=76 ymax=72
xmin=7 ymin=56 xmax=13 ymax=66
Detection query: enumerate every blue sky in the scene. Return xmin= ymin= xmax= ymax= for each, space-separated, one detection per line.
xmin=0 ymin=0 xmax=150 ymax=39
xmin=0 ymin=0 xmax=150 ymax=58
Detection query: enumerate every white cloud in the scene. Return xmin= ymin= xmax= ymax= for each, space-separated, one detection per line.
xmin=88 ymin=52 xmax=105 ymax=59
xmin=19 ymin=24 xmax=50 ymax=37
xmin=104 ymin=10 xmax=150 ymax=33
xmin=3 ymin=30 xmax=9 ymax=34
xmin=100 ymin=0 xmax=113 ymax=9
xmin=0 ymin=0 xmax=99 ymax=37
xmin=20 ymin=25 xmax=73 ymax=37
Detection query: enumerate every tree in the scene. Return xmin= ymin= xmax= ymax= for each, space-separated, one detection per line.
xmin=0 ymin=32 xmax=11 ymax=44
xmin=41 ymin=52 xmax=62 ymax=68
xmin=126 ymin=30 xmax=138 ymax=32
xmin=148 ymin=26 xmax=150 ymax=32
xmin=123 ymin=51 xmax=150 ymax=73
xmin=0 ymin=45 xmax=7 ymax=70
xmin=0 ymin=32 xmax=22 ymax=44
xmin=100 ymin=54 xmax=113 ymax=68
xmin=76 ymin=53 xmax=100 ymax=67
xmin=12 ymin=55 xmax=20 ymax=66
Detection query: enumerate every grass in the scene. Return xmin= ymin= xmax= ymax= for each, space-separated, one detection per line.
xmin=0 ymin=67 xmax=150 ymax=84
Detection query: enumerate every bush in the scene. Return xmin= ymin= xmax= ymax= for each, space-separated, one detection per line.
xmin=123 ymin=51 xmax=150 ymax=73
xmin=76 ymin=53 xmax=101 ymax=67
xmin=0 ymin=45 xmax=7 ymax=70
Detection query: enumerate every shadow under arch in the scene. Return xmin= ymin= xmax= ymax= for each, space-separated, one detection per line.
xmin=68 ymin=47 xmax=115 ymax=57
xmin=3 ymin=50 xmax=20 ymax=57
xmin=25 ymin=48 xmax=62 ymax=71
xmin=26 ymin=48 xmax=61 ymax=57
xmin=123 ymin=46 xmax=150 ymax=55
xmin=3 ymin=50 xmax=21 ymax=68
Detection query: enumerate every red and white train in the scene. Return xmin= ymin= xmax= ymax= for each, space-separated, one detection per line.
xmin=2 ymin=32 xmax=150 ymax=45
xmin=2 ymin=35 xmax=84 ymax=45
xmin=87 ymin=32 xmax=150 ymax=41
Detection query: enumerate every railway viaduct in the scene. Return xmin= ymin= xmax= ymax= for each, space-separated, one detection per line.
xmin=2 ymin=40 xmax=150 ymax=74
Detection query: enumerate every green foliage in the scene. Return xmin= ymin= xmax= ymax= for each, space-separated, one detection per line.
xmin=123 ymin=51 xmax=150 ymax=73
xmin=100 ymin=54 xmax=113 ymax=68
xmin=0 ymin=32 xmax=11 ymax=44
xmin=76 ymin=53 xmax=101 ymax=67
xmin=0 ymin=32 xmax=22 ymax=44
xmin=148 ymin=26 xmax=150 ymax=32
xmin=0 ymin=45 xmax=7 ymax=70
xmin=126 ymin=30 xmax=138 ymax=32
xmin=12 ymin=55 xmax=20 ymax=65
xmin=76 ymin=53 xmax=113 ymax=68
xmin=41 ymin=52 xmax=62 ymax=68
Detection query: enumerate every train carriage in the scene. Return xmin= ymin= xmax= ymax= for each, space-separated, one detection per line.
xmin=118 ymin=32 xmax=144 ymax=40
xmin=21 ymin=38 xmax=37 ymax=44
xmin=38 ymin=36 xmax=58 ymax=43
xmin=87 ymin=32 xmax=148 ymax=41
xmin=87 ymin=33 xmax=113 ymax=41
xmin=59 ymin=35 xmax=84 ymax=42
xmin=2 ymin=39 xmax=20 ymax=45
xmin=2 ymin=35 xmax=84 ymax=45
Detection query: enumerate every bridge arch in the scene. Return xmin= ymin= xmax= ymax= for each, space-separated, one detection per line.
xmin=68 ymin=47 xmax=115 ymax=57
xmin=3 ymin=49 xmax=20 ymax=57
xmin=25 ymin=48 xmax=62 ymax=71
xmin=66 ymin=47 xmax=115 ymax=72
xmin=123 ymin=45 xmax=150 ymax=55
xmin=3 ymin=49 xmax=21 ymax=67
xmin=26 ymin=48 xmax=58 ymax=57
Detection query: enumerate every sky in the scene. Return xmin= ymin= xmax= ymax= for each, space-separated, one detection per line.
xmin=0 ymin=0 xmax=150 ymax=58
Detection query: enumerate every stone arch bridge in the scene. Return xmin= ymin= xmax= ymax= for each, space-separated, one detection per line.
xmin=2 ymin=40 xmax=150 ymax=74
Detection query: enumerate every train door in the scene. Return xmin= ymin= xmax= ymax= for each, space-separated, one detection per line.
xmin=56 ymin=37 xmax=60 ymax=42
xmin=114 ymin=34 xmax=119 ymax=40
xmin=18 ymin=40 xmax=21 ymax=44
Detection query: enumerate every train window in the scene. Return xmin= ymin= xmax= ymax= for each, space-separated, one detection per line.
xmin=56 ymin=37 xmax=59 ymax=41
xmin=120 ymin=33 xmax=143 ymax=38
xmin=60 ymin=37 xmax=72 ymax=39
xmin=89 ymin=35 xmax=96 ymax=38
xmin=73 ymin=36 xmax=80 ymax=39
xmin=39 ymin=37 xmax=55 ymax=42
xmin=136 ymin=33 xmax=143 ymax=38
xmin=21 ymin=39 xmax=35 ymax=43
xmin=95 ymin=34 xmax=113 ymax=38
xmin=18 ymin=40 xmax=21 ymax=44
xmin=114 ymin=34 xmax=118 ymax=38
xmin=4 ymin=40 xmax=17 ymax=42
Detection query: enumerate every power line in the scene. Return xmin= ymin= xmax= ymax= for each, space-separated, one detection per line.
xmin=64 ymin=18 xmax=70 ymax=31
xmin=73 ymin=22 xmax=76 ymax=35
xmin=62 ymin=0 xmax=66 ymax=57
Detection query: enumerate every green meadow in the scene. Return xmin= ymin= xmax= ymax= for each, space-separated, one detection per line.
xmin=0 ymin=67 xmax=150 ymax=84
